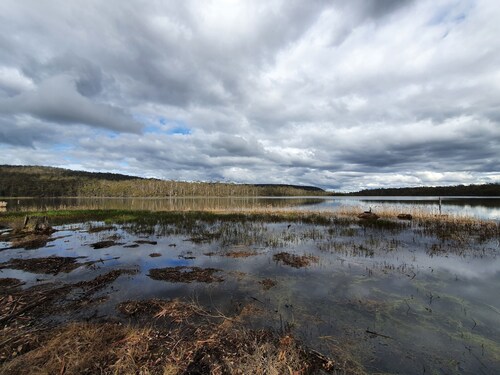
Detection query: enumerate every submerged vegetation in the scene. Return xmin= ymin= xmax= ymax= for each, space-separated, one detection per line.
xmin=148 ymin=266 xmax=225 ymax=283
xmin=272 ymin=252 xmax=319 ymax=268
xmin=0 ymin=206 xmax=498 ymax=374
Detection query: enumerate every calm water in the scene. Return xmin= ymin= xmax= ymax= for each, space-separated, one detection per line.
xmin=2 ymin=196 xmax=500 ymax=220
xmin=1 ymin=217 xmax=498 ymax=374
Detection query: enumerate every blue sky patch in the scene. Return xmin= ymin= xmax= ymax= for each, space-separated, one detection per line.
xmin=133 ymin=114 xmax=192 ymax=135
xmin=167 ymin=126 xmax=191 ymax=135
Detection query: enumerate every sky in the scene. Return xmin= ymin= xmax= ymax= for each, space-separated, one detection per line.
xmin=0 ymin=0 xmax=499 ymax=192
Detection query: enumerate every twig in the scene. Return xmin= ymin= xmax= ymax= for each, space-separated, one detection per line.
xmin=0 ymin=296 xmax=48 ymax=324
xmin=365 ymin=329 xmax=393 ymax=340
xmin=405 ymin=300 xmax=412 ymax=315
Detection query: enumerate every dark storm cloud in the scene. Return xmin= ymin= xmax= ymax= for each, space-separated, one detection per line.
xmin=0 ymin=117 xmax=40 ymax=147
xmin=0 ymin=0 xmax=498 ymax=190
xmin=49 ymin=54 xmax=104 ymax=98
xmin=361 ymin=0 xmax=416 ymax=19
xmin=0 ymin=75 xmax=141 ymax=133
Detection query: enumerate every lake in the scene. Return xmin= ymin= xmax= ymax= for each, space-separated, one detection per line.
xmin=0 ymin=211 xmax=498 ymax=374
xmin=2 ymin=196 xmax=499 ymax=220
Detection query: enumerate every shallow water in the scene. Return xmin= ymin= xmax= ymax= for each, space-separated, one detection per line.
xmin=3 ymin=196 xmax=500 ymax=220
xmin=0 ymin=218 xmax=499 ymax=374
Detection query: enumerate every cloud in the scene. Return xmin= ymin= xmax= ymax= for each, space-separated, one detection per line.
xmin=0 ymin=67 xmax=34 ymax=96
xmin=0 ymin=0 xmax=498 ymax=191
xmin=0 ymin=75 xmax=142 ymax=133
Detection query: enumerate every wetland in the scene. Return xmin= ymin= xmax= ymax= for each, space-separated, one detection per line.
xmin=0 ymin=208 xmax=498 ymax=374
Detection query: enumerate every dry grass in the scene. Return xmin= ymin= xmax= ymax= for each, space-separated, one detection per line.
xmin=273 ymin=252 xmax=319 ymax=268
xmin=0 ymin=323 xmax=154 ymax=375
xmin=330 ymin=205 xmax=488 ymax=224
xmin=224 ymin=245 xmax=259 ymax=258
xmin=1 ymin=299 xmax=365 ymax=374
xmin=0 ymin=256 xmax=84 ymax=275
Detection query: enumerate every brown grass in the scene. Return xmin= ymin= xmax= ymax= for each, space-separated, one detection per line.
xmin=224 ymin=250 xmax=259 ymax=258
xmin=2 ymin=298 xmax=365 ymax=374
xmin=0 ymin=256 xmax=85 ymax=275
xmin=273 ymin=252 xmax=319 ymax=268
xmin=0 ymin=323 xmax=151 ymax=375
xmin=260 ymin=278 xmax=277 ymax=290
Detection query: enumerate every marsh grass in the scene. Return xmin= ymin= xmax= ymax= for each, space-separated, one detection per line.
xmin=1 ymin=204 xmax=494 ymax=225
xmin=1 ymin=207 xmax=497 ymax=250
xmin=0 ymin=206 xmax=497 ymax=373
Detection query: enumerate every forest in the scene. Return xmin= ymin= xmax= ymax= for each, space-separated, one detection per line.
xmin=0 ymin=165 xmax=328 ymax=197
xmin=1 ymin=165 xmax=498 ymax=198
xmin=347 ymin=183 xmax=500 ymax=197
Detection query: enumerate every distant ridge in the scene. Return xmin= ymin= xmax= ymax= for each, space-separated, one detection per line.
xmin=0 ymin=165 xmax=327 ymax=198
xmin=345 ymin=184 xmax=500 ymax=197
xmin=0 ymin=165 xmax=144 ymax=181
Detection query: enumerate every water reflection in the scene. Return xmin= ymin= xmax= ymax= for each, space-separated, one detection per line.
xmin=1 ymin=216 xmax=498 ymax=374
xmin=303 ymin=196 xmax=500 ymax=220
xmin=2 ymin=196 xmax=323 ymax=212
xmin=3 ymin=196 xmax=500 ymax=220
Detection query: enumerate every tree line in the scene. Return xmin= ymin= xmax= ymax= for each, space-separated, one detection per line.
xmin=0 ymin=165 xmax=328 ymax=197
xmin=345 ymin=183 xmax=500 ymax=197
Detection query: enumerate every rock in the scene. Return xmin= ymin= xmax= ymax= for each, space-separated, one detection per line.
xmin=397 ymin=214 xmax=413 ymax=220
xmin=357 ymin=212 xmax=380 ymax=220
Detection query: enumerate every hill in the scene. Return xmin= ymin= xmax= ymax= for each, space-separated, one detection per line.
xmin=0 ymin=165 xmax=327 ymax=197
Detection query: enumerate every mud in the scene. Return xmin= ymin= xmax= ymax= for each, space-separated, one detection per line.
xmin=90 ymin=240 xmax=123 ymax=249
xmin=148 ymin=266 xmax=224 ymax=283
xmin=123 ymin=244 xmax=139 ymax=248
xmin=10 ymin=234 xmax=51 ymax=250
xmin=0 ymin=256 xmax=87 ymax=275
xmin=397 ymin=214 xmax=413 ymax=220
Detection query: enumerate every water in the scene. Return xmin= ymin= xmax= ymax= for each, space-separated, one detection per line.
xmin=1 ymin=216 xmax=498 ymax=374
xmin=2 ymin=196 xmax=499 ymax=220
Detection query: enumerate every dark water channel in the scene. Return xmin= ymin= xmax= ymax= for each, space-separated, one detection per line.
xmin=0 ymin=217 xmax=499 ymax=374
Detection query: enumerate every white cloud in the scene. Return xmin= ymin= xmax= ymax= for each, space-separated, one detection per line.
xmin=0 ymin=67 xmax=35 ymax=95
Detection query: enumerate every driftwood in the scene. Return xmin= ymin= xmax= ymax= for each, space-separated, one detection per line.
xmin=23 ymin=216 xmax=55 ymax=235
xmin=365 ymin=329 xmax=393 ymax=339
